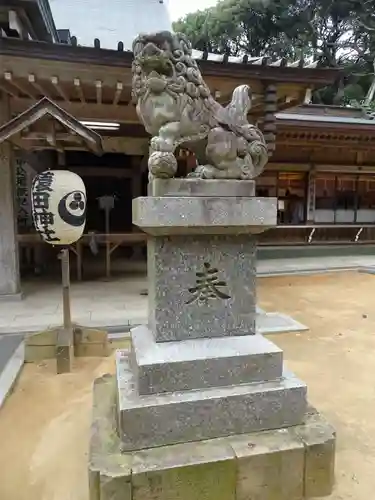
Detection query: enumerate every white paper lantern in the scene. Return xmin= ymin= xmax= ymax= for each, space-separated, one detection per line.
xmin=31 ymin=170 xmax=87 ymax=245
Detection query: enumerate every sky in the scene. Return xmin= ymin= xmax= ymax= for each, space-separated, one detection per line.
xmin=169 ymin=0 xmax=219 ymax=21
xmin=48 ymin=0 xmax=220 ymax=49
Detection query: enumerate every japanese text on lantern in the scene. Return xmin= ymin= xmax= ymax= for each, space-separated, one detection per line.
xmin=32 ymin=171 xmax=59 ymax=243
xmin=186 ymin=262 xmax=231 ymax=305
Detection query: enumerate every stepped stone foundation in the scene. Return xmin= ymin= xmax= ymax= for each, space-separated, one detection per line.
xmin=89 ymin=179 xmax=336 ymax=499
xmin=89 ymin=375 xmax=335 ymax=500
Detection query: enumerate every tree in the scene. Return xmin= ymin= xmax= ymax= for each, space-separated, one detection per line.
xmin=173 ymin=0 xmax=375 ymax=105
xmin=173 ymin=0 xmax=310 ymax=59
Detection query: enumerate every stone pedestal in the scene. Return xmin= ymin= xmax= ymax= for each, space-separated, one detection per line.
xmin=134 ymin=179 xmax=274 ymax=343
xmin=89 ymin=178 xmax=336 ymax=500
xmin=117 ymin=179 xmax=308 ymax=451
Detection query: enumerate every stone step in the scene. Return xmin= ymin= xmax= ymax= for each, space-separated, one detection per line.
xmin=131 ymin=325 xmax=283 ymax=395
xmin=0 ymin=335 xmax=24 ymax=408
xmin=256 ymin=312 xmax=308 ymax=335
xmin=116 ymin=351 xmax=307 ymax=451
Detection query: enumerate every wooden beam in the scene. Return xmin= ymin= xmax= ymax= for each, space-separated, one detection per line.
xmin=28 ymin=74 xmax=51 ymax=98
xmin=20 ymin=131 xmax=83 ymax=142
xmin=102 ymin=136 xmax=147 ymax=154
xmin=74 ymin=78 xmax=85 ymax=104
xmin=277 ymin=98 xmax=300 ymax=112
xmin=0 ymin=81 xmax=19 ymax=99
xmin=267 ymin=162 xmax=311 ymax=171
xmin=12 ymin=143 xmax=88 ymax=151
xmin=96 ymin=80 xmax=102 ymax=105
xmin=113 ymin=82 xmax=123 ymax=106
xmin=46 ymin=118 xmax=57 ymax=148
xmin=1 ymin=51 xmax=133 ymax=93
xmin=69 ymin=166 xmax=133 ymax=178
xmin=4 ymin=71 xmax=34 ymax=98
xmin=276 ymin=138 xmax=375 ymax=150
xmin=265 ymin=162 xmax=375 ymax=174
xmin=51 ymin=76 xmax=69 ymax=103
xmin=11 ymin=97 xmax=139 ymax=123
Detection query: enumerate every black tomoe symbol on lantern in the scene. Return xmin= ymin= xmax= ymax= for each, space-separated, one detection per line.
xmin=58 ymin=191 xmax=86 ymax=227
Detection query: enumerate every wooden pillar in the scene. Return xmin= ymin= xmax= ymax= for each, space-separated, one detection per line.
xmin=131 ymin=157 xmax=144 ymax=260
xmin=0 ymin=92 xmax=21 ymax=298
xmin=306 ymin=168 xmax=316 ymax=223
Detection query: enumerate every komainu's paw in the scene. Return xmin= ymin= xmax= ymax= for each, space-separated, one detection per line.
xmin=187 ymin=165 xmax=217 ymax=179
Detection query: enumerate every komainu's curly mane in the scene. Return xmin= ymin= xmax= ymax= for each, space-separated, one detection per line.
xmin=132 ymin=31 xmax=268 ymax=180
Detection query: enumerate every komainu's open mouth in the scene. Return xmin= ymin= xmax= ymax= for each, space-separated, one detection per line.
xmin=137 ymin=52 xmax=174 ymax=77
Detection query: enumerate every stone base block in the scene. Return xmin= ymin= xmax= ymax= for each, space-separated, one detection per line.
xmin=131 ymin=325 xmax=283 ymax=395
xmin=231 ymin=428 xmax=305 ymax=500
xmin=74 ymin=327 xmax=110 ymax=357
xmin=133 ymin=196 xmax=276 ymax=236
xmin=89 ymin=375 xmax=335 ymax=500
xmin=117 ymin=351 xmax=307 ymax=451
xmin=149 ymin=178 xmax=255 ymax=197
xmin=257 ymin=312 xmax=309 ymax=335
xmin=148 ymin=234 xmax=257 ymax=342
xmin=25 ymin=325 xmax=110 ymax=363
xmin=25 ymin=344 xmax=56 ymax=362
xmin=56 ymin=342 xmax=74 ymax=374
xmin=292 ymin=408 xmax=336 ymax=498
xmin=0 ymin=292 xmax=23 ymax=302
xmin=89 ymin=374 xmax=133 ymax=500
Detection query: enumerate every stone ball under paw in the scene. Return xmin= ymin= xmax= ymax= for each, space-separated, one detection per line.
xmin=148 ymin=152 xmax=177 ymax=178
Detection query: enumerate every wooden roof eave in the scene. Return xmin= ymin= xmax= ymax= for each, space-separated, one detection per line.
xmin=277 ymin=118 xmax=375 ymax=136
xmin=0 ymin=36 xmax=340 ymax=88
xmin=0 ymin=97 xmax=103 ymax=154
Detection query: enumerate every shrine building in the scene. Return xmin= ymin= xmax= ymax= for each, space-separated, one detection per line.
xmin=0 ymin=0 xmax=375 ymax=299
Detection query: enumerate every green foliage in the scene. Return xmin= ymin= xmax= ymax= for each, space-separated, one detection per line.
xmin=173 ymin=0 xmax=375 ymax=105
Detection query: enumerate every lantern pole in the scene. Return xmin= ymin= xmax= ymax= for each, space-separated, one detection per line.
xmin=56 ymin=247 xmax=74 ymax=374
xmin=105 ymin=204 xmax=110 ymax=279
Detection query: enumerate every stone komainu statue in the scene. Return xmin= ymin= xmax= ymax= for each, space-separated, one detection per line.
xmin=132 ymin=31 xmax=269 ymax=180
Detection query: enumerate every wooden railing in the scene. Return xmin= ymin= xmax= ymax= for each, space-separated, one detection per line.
xmin=18 ymin=225 xmax=375 ymax=281
xmin=258 ymin=225 xmax=375 ymax=246
xmin=18 ymin=232 xmax=147 ymax=280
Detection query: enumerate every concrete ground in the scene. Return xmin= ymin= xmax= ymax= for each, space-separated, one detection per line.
xmin=0 ymin=272 xmax=374 ymax=499
xmin=2 ymin=254 xmax=375 ymax=334
xmin=0 ymin=275 xmax=148 ymax=334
